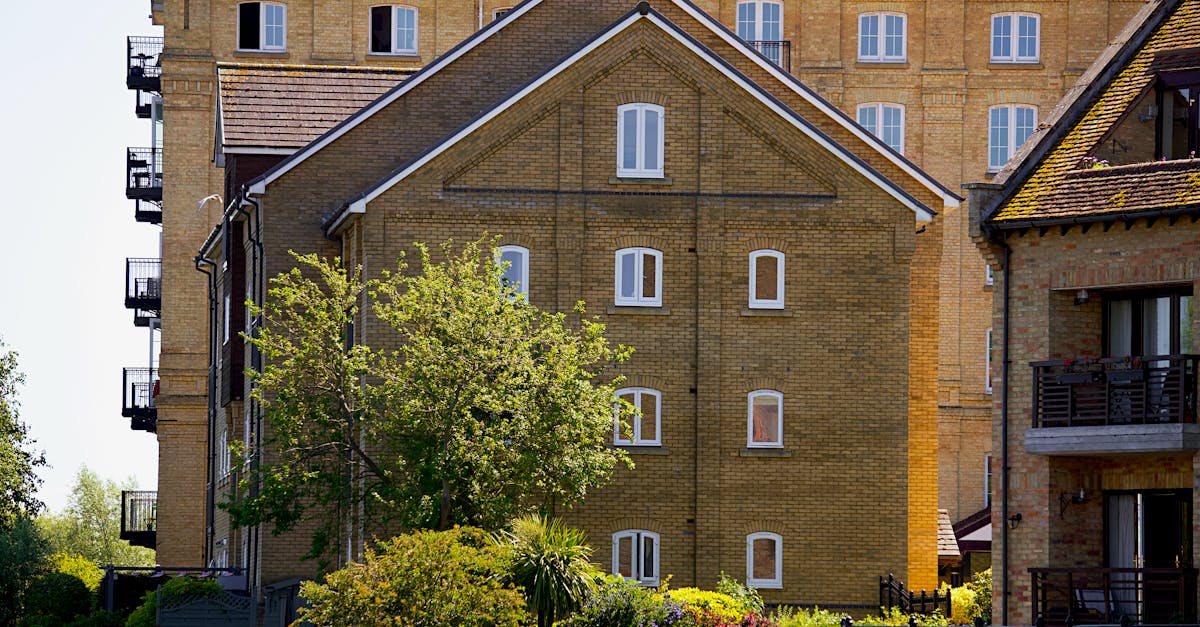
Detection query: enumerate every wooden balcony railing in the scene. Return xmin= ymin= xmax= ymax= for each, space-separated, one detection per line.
xmin=1031 ymin=355 xmax=1199 ymax=428
xmin=1031 ymin=567 xmax=1198 ymax=625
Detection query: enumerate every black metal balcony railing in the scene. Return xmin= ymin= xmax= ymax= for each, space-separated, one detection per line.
xmin=134 ymin=200 xmax=162 ymax=225
xmin=1031 ymin=355 xmax=1199 ymax=428
xmin=120 ymin=490 xmax=156 ymax=549
xmin=745 ymin=40 xmax=791 ymax=72
xmin=125 ymin=258 xmax=161 ymax=311
xmin=126 ymin=36 xmax=162 ymax=92
xmin=126 ymin=147 xmax=162 ymax=202
xmin=1031 ymin=567 xmax=1198 ymax=626
xmin=134 ymin=89 xmax=155 ymax=119
xmin=122 ymin=367 xmax=157 ymax=432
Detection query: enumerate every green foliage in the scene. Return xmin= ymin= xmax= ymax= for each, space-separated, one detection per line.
xmin=21 ymin=572 xmax=91 ymax=625
xmin=298 ymin=527 xmax=529 ymax=627
xmin=64 ymin=611 xmax=125 ymax=627
xmin=494 ymin=514 xmax=600 ymax=627
xmin=50 ymin=552 xmax=104 ymax=591
xmin=716 ymin=574 xmax=765 ymax=614
xmin=669 ymin=588 xmax=747 ymax=625
xmin=863 ymin=607 xmax=953 ymax=626
xmin=772 ymin=606 xmax=850 ymax=627
xmin=227 ymin=238 xmax=632 ymax=559
xmin=37 ymin=467 xmax=156 ymax=567
xmin=562 ymin=576 xmax=687 ymax=627
xmin=124 ymin=576 xmax=223 ymax=627
xmin=0 ymin=339 xmax=45 ymax=528
xmin=0 ymin=516 xmax=51 ymax=625
xmin=968 ymin=569 xmax=992 ymax=625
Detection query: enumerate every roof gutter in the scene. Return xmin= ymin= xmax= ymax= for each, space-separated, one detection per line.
xmin=989 ymin=203 xmax=1200 ymax=231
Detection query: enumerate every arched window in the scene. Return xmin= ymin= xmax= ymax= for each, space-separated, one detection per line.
xmin=496 ymin=245 xmax=529 ymax=297
xmin=614 ymin=247 xmax=663 ymax=306
xmin=616 ymin=104 xmax=665 ymax=178
xmin=748 ymin=250 xmax=784 ymax=309
xmin=747 ymin=390 xmax=783 ymax=447
xmin=614 ymin=388 xmax=662 ymax=446
xmin=613 ymin=530 xmax=660 ymax=585
xmin=746 ymin=532 xmax=782 ymax=588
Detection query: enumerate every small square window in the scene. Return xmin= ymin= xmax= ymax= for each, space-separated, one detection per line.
xmin=370 ymin=5 xmax=418 ymax=55
xmin=613 ymin=530 xmax=659 ymax=586
xmin=617 ymin=104 xmax=665 ymax=178
xmin=238 ymin=2 xmax=287 ymax=52
xmin=614 ymin=248 xmax=662 ymax=307
xmin=747 ymin=390 xmax=783 ymax=447
xmin=991 ymin=13 xmax=1040 ymax=63
xmin=749 ymin=250 xmax=784 ymax=309
xmin=858 ymin=12 xmax=906 ymax=62
xmin=614 ymin=388 xmax=662 ymax=446
xmin=746 ymin=532 xmax=782 ymax=588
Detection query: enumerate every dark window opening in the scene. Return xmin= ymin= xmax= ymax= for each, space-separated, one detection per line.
xmin=238 ymin=2 xmax=261 ymax=50
xmin=1155 ymin=70 xmax=1200 ymax=160
xmin=1103 ymin=289 xmax=1193 ymax=358
xmin=370 ymin=6 xmax=392 ymax=53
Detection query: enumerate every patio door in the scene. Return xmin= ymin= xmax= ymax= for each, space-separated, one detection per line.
xmin=1106 ymin=490 xmax=1192 ymax=621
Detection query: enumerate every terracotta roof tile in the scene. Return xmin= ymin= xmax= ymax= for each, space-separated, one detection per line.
xmin=218 ymin=63 xmax=416 ymax=150
xmin=938 ymin=509 xmax=960 ymax=559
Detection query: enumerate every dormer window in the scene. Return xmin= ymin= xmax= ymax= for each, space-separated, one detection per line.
xmin=1156 ymin=70 xmax=1200 ymax=160
xmin=238 ymin=2 xmax=287 ymax=52
xmin=617 ymin=104 xmax=664 ymax=178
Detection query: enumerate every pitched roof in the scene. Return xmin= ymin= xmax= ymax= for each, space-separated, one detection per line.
xmin=938 ymin=509 xmax=961 ymax=560
xmin=986 ymin=0 xmax=1200 ymax=225
xmin=325 ymin=7 xmax=941 ymax=233
xmin=217 ymin=63 xmax=415 ymax=151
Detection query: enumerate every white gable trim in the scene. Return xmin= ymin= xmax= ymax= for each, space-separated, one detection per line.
xmin=332 ymin=11 xmax=933 ymax=231
xmin=248 ymin=0 xmax=547 ymax=196
xmin=667 ymin=0 xmax=957 ymax=208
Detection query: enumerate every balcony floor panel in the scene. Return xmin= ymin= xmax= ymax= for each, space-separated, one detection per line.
xmin=1025 ymin=423 xmax=1200 ymax=455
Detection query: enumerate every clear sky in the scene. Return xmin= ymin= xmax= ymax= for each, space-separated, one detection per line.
xmin=0 ymin=2 xmax=162 ymax=512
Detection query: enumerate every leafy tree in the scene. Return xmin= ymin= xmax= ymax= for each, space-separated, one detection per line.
xmin=298 ymin=527 xmax=530 ymax=627
xmin=49 ymin=552 xmax=104 ymax=592
xmin=0 ymin=338 xmax=45 ymax=528
xmin=226 ymin=238 xmax=632 ymax=558
xmin=37 ymin=467 xmax=156 ymax=567
xmin=0 ymin=516 xmax=50 ymax=625
xmin=21 ymin=572 xmax=91 ymax=625
xmin=494 ymin=515 xmax=600 ymax=627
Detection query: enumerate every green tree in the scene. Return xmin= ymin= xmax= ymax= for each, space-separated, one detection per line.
xmin=37 ymin=467 xmax=156 ymax=567
xmin=299 ymin=527 xmax=529 ymax=627
xmin=226 ymin=238 xmax=632 ymax=558
xmin=494 ymin=515 xmax=600 ymax=627
xmin=0 ymin=516 xmax=50 ymax=625
xmin=0 ymin=338 xmax=45 ymax=528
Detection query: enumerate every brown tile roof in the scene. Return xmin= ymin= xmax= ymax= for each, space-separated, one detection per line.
xmin=218 ymin=63 xmax=416 ymax=150
xmin=989 ymin=0 xmax=1200 ymax=223
xmin=938 ymin=509 xmax=960 ymax=559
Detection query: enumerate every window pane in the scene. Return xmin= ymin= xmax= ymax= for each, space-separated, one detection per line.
xmin=239 ymin=3 xmax=261 ymax=49
xmin=859 ymin=15 xmax=878 ymax=58
xmin=396 ymin=7 xmax=416 ymax=51
xmin=751 ymin=394 xmax=779 ymax=443
xmin=1107 ymin=299 xmax=1133 ymax=357
xmin=762 ymin=3 xmax=781 ymax=40
xmin=992 ymin=15 xmax=1011 ymax=59
xmin=755 ymin=255 xmax=778 ymax=301
xmin=884 ymin=15 xmax=904 ymax=58
xmin=1017 ymin=15 xmax=1037 ymax=58
xmin=752 ymin=538 xmax=776 ymax=580
xmin=1144 ymin=297 xmax=1173 ymax=356
xmin=643 ymin=109 xmax=660 ymax=171
xmin=370 ymin=6 xmax=391 ymax=53
xmin=642 ymin=253 xmax=657 ymax=301
xmin=882 ymin=106 xmax=903 ymax=152
xmin=857 ymin=106 xmax=877 ymax=134
xmin=1015 ymin=107 xmax=1035 ymax=147
xmin=642 ymin=535 xmax=656 ymax=579
xmin=619 ymin=252 xmax=637 ymax=299
xmin=1182 ymin=296 xmax=1193 ymax=353
xmin=621 ymin=110 xmax=638 ymax=170
xmin=617 ymin=535 xmax=633 ymax=578
xmin=737 ymin=2 xmax=756 ymax=40
xmin=617 ymin=391 xmax=635 ymax=441
xmin=989 ymin=107 xmax=1009 ymax=169
xmin=265 ymin=4 xmax=284 ymax=47
xmin=639 ymin=393 xmax=657 ymax=442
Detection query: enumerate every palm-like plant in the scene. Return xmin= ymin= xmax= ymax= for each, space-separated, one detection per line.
xmin=495 ymin=514 xmax=601 ymax=627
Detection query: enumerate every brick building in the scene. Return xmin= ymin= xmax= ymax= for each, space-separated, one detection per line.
xmin=970 ymin=0 xmax=1200 ymax=623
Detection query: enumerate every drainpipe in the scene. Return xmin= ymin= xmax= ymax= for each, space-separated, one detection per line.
xmin=998 ymin=239 xmax=1013 ymax=626
xmin=236 ymin=188 xmax=265 ymax=597
xmin=194 ymin=253 xmax=218 ymax=567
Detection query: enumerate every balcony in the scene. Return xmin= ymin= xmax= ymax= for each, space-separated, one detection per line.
xmin=134 ymin=89 xmax=155 ymax=119
xmin=122 ymin=368 xmax=157 ymax=433
xmin=125 ymin=258 xmax=161 ymax=312
xmin=1026 ymin=355 xmax=1200 ymax=455
xmin=126 ymin=147 xmax=162 ymax=202
xmin=1030 ymin=567 xmax=1197 ymax=626
xmin=126 ymin=36 xmax=162 ymax=92
xmin=745 ymin=40 xmax=791 ymax=72
xmin=120 ymin=490 xmax=156 ymax=549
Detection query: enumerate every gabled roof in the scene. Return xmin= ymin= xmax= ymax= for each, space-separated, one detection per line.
xmin=217 ymin=63 xmax=413 ymax=153
xmin=247 ymin=0 xmax=959 ymax=210
xmin=325 ymin=6 xmax=941 ymax=233
xmin=938 ymin=509 xmax=961 ymax=560
xmin=985 ymin=0 xmax=1200 ymax=226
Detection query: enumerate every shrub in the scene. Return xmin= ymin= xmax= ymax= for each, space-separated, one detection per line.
xmin=772 ymin=606 xmax=849 ymax=627
xmin=494 ymin=514 xmax=600 ymax=627
xmin=968 ymin=570 xmax=992 ymax=625
xmin=21 ymin=572 xmax=91 ymax=625
xmin=50 ymin=552 xmax=104 ymax=592
xmin=298 ymin=527 xmax=529 ymax=627
xmin=861 ymin=607 xmax=953 ymax=627
xmin=669 ymin=588 xmax=746 ymax=625
xmin=717 ymin=573 xmax=765 ymax=614
xmin=124 ymin=576 xmax=223 ymax=627
xmin=564 ymin=575 xmax=687 ymax=627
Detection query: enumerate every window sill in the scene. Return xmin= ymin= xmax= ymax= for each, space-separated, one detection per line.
xmin=989 ymin=61 xmax=1043 ymax=69
xmin=748 ymin=582 xmax=783 ymax=590
xmin=740 ymin=447 xmax=792 ymax=458
xmin=235 ymin=49 xmax=289 ymax=56
xmin=617 ymin=445 xmax=670 ymax=455
xmin=607 ymin=304 xmax=670 ymax=316
xmin=610 ymin=176 xmax=672 ymax=185
xmin=368 ymin=51 xmax=420 ymax=58
xmin=740 ymin=307 xmax=793 ymax=317
xmin=856 ymin=60 xmax=908 ymax=68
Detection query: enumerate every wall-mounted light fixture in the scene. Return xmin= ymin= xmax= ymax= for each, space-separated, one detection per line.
xmin=1059 ymin=488 xmax=1088 ymax=517
xmin=1074 ymin=289 xmax=1090 ymax=305
xmin=1008 ymin=513 xmax=1022 ymax=529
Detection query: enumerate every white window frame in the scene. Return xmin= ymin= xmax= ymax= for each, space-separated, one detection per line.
xmin=237 ymin=2 xmax=287 ymax=52
xmin=856 ymin=102 xmax=905 ymax=154
xmin=748 ymin=250 xmax=785 ymax=309
xmin=985 ymin=264 xmax=995 ymax=286
xmin=736 ymin=1 xmax=785 ymax=66
xmin=986 ymin=328 xmax=994 ymax=395
xmin=616 ymin=103 xmax=665 ymax=178
xmin=988 ymin=104 xmax=1037 ymax=172
xmin=747 ymin=389 xmax=784 ymax=448
xmin=369 ymin=5 xmax=418 ymax=55
xmin=612 ymin=529 xmax=660 ymax=586
xmin=746 ymin=532 xmax=783 ymax=589
xmin=990 ymin=12 xmax=1040 ymax=63
xmin=858 ymin=12 xmax=906 ymax=62
xmin=984 ymin=453 xmax=992 ymax=507
xmin=492 ymin=7 xmax=512 ymax=21
xmin=224 ymin=293 xmax=232 ymax=344
xmin=613 ymin=387 xmax=662 ymax=446
xmin=614 ymin=247 xmax=663 ymax=307
xmin=496 ymin=245 xmax=529 ymax=297
xmin=218 ymin=429 xmax=231 ymax=479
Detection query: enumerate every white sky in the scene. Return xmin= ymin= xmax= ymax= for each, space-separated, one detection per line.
xmin=0 ymin=1 xmax=162 ymax=513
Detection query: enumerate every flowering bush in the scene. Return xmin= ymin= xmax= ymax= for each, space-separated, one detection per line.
xmin=563 ymin=576 xmax=687 ymax=627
